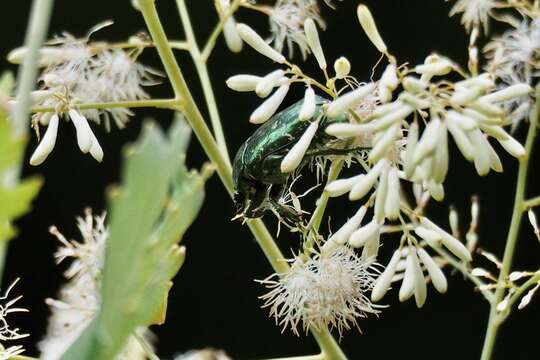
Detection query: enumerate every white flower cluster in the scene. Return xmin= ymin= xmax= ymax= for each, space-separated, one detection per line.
xmin=485 ymin=17 xmax=540 ymax=129
xmin=268 ymin=0 xmax=326 ymax=59
xmin=216 ymin=0 xmax=327 ymax=59
xmin=39 ymin=209 xmax=150 ymax=360
xmin=230 ymin=2 xmax=538 ymax=328
xmin=0 ymin=279 xmax=28 ymax=359
xmin=260 ymin=246 xmax=379 ymax=336
xmin=8 ymin=28 xmax=159 ymax=166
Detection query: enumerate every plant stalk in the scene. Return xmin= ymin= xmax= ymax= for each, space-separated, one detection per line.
xmin=136 ymin=1 xmax=346 ymax=358
xmin=479 ymin=86 xmax=540 ymax=360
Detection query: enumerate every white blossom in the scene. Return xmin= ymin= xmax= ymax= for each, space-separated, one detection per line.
xmin=39 ymin=210 xmax=151 ymax=360
xmin=237 ymin=23 xmax=286 ymax=63
xmin=268 ymin=0 xmax=325 ymax=60
xmin=259 ymin=247 xmax=379 ymax=336
xmin=448 ymin=0 xmax=496 ymax=33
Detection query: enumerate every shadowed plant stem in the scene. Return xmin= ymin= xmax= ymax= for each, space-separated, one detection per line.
xmin=0 ymin=0 xmax=54 ymax=285
xmin=136 ymin=1 xmax=347 ymax=359
xmin=480 ymin=85 xmax=540 ymax=360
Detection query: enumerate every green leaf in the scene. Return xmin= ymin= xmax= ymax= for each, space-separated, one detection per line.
xmin=0 ymin=71 xmax=43 ymax=243
xmin=61 ymin=118 xmax=211 ymax=360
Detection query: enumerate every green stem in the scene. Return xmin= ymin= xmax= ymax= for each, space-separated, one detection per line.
xmin=12 ymin=0 xmax=54 ymax=136
xmin=139 ymin=0 xmax=347 ymax=360
xmin=176 ymin=0 xmax=230 ymax=162
xmin=431 ymin=246 xmax=494 ymax=303
xmin=1 ymin=0 xmax=54 ymax=286
xmin=200 ymin=0 xmax=243 ymax=62
xmin=32 ymin=98 xmax=179 ymax=113
xmin=136 ymin=2 xmax=346 ymax=358
xmin=523 ymin=195 xmax=540 ymax=209
xmin=307 ymin=160 xmax=344 ymax=231
xmin=498 ymin=272 xmax=540 ymax=322
xmin=480 ymin=86 xmax=540 ymax=360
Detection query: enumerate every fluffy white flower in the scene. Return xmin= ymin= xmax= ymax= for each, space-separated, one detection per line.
xmin=485 ymin=18 xmax=540 ymax=129
xmin=268 ymin=0 xmax=326 ymax=59
xmin=449 ymin=0 xmax=497 ymax=33
xmin=260 ymin=246 xmax=379 ymax=336
xmin=39 ymin=209 xmax=150 ymax=360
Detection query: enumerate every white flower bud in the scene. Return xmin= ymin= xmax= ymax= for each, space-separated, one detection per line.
xmin=486 ymin=140 xmax=503 ymax=172
xmin=421 ymin=217 xmax=472 ymax=262
xmin=299 ymin=87 xmax=316 ymax=121
xmin=372 ymin=101 xmax=403 ymax=118
xmin=455 ymin=73 xmax=494 ymax=90
xmin=220 ymin=0 xmax=243 ymax=53
xmin=415 ymin=59 xmax=453 ymax=76
xmin=326 ymin=83 xmax=376 ymax=118
xmin=399 ymin=248 xmax=417 ymax=302
xmin=399 ymin=93 xmax=430 ymax=109
xmin=518 ymin=288 xmax=536 ymax=310
xmin=369 ymin=124 xmax=400 ymax=163
xmin=384 ymin=166 xmax=400 ymax=220
xmin=528 ymin=209 xmax=539 ymax=240
xmin=370 ymin=103 xmax=413 ymax=132
xmin=468 ymin=129 xmax=491 ymax=176
xmin=380 ymin=63 xmax=399 ymax=90
xmin=327 ymin=206 xmax=367 ymax=246
xmin=362 ymin=231 xmax=381 ymax=261
xmin=404 ymin=121 xmax=419 ymax=179
xmin=349 ymin=159 xmax=388 ymax=200
xmin=373 ymin=166 xmax=389 ymax=223
xmin=426 ymin=180 xmax=445 ymax=201
xmin=89 ymin=134 xmax=104 ymax=162
xmin=325 ymin=174 xmax=363 ymax=197
xmin=417 ymin=248 xmax=447 ymax=294
xmin=30 ymin=114 xmax=59 ymax=166
xmin=325 ymin=123 xmax=373 ymax=138
xmin=447 ymin=121 xmax=476 ymax=161
xmin=357 ymin=5 xmax=387 ymax=53
xmin=413 ymin=117 xmax=441 ymax=164
xmin=414 ymin=226 xmax=443 ymax=247
xmin=304 ymin=18 xmax=326 ymax=70
xmin=250 ymin=83 xmax=289 ymax=124
xmin=497 ymin=135 xmax=526 ymax=159
xmin=236 ymin=23 xmax=285 ymax=63
xmin=432 ymin=122 xmax=449 ymax=183
xmin=402 ymin=77 xmax=428 ymax=93
xmin=69 ymin=109 xmax=94 ymax=153
xmin=349 ymin=220 xmax=381 ymax=248
xmin=450 ymin=87 xmax=483 ymax=106
xmin=480 ymin=84 xmax=532 ymax=103
xmin=478 ymin=124 xmax=509 ymax=141
xmin=371 ymin=250 xmax=401 ymax=302
xmin=334 ymin=56 xmax=351 ymax=79
xmin=256 ymin=70 xmax=285 ymax=98
xmin=226 ymin=74 xmax=262 ymax=92
xmin=411 ymin=247 xmax=427 ymax=308
xmin=446 ymin=111 xmax=478 ymax=132
xmin=496 ymin=297 xmax=509 ymax=312
xmin=470 ymin=99 xmax=505 ymax=116
xmin=43 ymin=73 xmax=64 ymax=87
xmin=280 ymin=120 xmax=318 ymax=173
xmin=38 ymin=112 xmax=53 ymax=126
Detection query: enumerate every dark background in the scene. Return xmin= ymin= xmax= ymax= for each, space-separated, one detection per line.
xmin=1 ymin=1 xmax=539 ymax=359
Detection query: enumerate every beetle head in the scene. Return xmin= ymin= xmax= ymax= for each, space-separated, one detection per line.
xmin=233 ymin=178 xmax=268 ymax=219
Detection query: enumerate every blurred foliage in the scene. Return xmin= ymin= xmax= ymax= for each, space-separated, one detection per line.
xmin=62 ymin=118 xmax=212 ymax=360
xmin=0 ymin=71 xmax=42 ymax=242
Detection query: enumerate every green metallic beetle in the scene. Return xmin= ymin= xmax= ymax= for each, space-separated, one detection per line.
xmin=233 ymin=96 xmax=353 ymax=219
